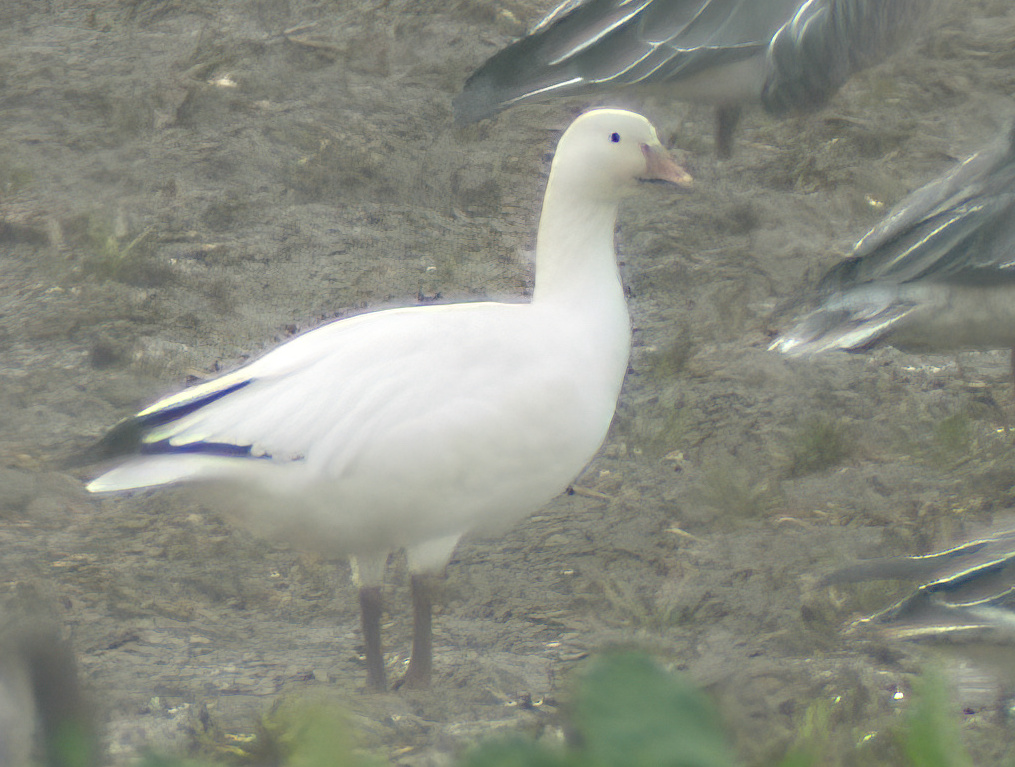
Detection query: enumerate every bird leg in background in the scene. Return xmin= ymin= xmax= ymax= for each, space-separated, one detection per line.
xmin=359 ymin=585 xmax=386 ymax=690
xmin=1010 ymin=346 xmax=1014 ymax=399
xmin=715 ymin=105 xmax=742 ymax=159
xmin=402 ymin=573 xmax=438 ymax=688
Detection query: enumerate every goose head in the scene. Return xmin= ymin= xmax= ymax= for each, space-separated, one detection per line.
xmin=547 ymin=109 xmax=692 ymax=203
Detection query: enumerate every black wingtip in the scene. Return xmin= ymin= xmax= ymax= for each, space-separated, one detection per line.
xmin=94 ymin=416 xmax=151 ymax=460
xmin=58 ymin=416 xmax=147 ymax=472
xmin=454 ymin=67 xmax=510 ymax=125
xmin=68 ymin=377 xmax=256 ymax=470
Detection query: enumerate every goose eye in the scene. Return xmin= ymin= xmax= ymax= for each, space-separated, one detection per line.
xmin=609 ymin=132 xmax=621 ymax=143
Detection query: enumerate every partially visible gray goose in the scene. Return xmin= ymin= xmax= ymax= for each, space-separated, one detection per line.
xmin=770 ymin=119 xmax=1015 ymax=371
xmin=454 ymin=0 xmax=931 ymax=156
xmin=826 ymin=522 xmax=1015 ymax=690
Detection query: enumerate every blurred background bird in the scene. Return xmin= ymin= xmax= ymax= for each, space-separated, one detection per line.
xmin=826 ymin=519 xmax=1015 ymax=708
xmin=770 ymin=118 xmax=1015 ymax=385
xmin=0 ymin=622 xmax=98 ymax=767
xmin=455 ymin=0 xmax=934 ymax=156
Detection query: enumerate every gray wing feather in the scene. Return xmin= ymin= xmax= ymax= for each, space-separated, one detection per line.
xmin=826 ymin=526 xmax=1015 ymax=635
xmin=455 ymin=0 xmax=930 ymax=124
xmin=454 ymin=0 xmax=801 ymax=123
xmin=768 ymin=291 xmax=917 ymax=355
xmin=762 ymin=0 xmax=932 ymax=114
xmin=771 ymin=119 xmax=1015 ymax=355
xmin=828 ymin=123 xmax=1015 ymax=289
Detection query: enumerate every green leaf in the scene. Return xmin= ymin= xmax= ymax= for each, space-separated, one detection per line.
xmin=573 ymin=652 xmax=738 ymax=767
xmin=901 ymin=671 xmax=973 ymax=767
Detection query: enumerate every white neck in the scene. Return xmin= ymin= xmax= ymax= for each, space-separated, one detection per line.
xmin=531 ymin=182 xmax=623 ymax=306
xmin=528 ymin=176 xmax=633 ymax=404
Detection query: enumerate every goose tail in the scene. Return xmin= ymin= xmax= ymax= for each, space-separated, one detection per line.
xmin=769 ymin=289 xmax=917 ymax=356
xmin=86 ymin=454 xmax=242 ymax=493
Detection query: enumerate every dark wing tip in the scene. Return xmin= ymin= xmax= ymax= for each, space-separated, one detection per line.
xmin=452 ymin=78 xmax=503 ymax=124
xmin=93 ymin=416 xmax=149 ymax=460
xmin=71 ymin=377 xmax=256 ymax=469
xmin=59 ymin=416 xmax=148 ymax=472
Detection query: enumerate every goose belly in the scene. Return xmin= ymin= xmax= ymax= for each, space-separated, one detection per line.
xmin=206 ymin=358 xmax=623 ymax=558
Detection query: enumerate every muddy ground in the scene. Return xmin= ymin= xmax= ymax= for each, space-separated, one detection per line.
xmin=2 ymin=0 xmax=1015 ymax=763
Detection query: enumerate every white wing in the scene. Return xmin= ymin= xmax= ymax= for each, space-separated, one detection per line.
xmin=88 ymin=300 xmax=623 ymax=502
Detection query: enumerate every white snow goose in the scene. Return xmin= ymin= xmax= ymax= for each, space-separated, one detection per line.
xmin=86 ymin=108 xmax=692 ymax=689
